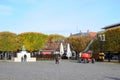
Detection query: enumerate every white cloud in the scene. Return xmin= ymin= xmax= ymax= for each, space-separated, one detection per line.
xmin=0 ymin=5 xmax=14 ymax=16
xmin=0 ymin=5 xmax=13 ymax=11
xmin=8 ymin=0 xmax=38 ymax=4
xmin=25 ymin=0 xmax=37 ymax=3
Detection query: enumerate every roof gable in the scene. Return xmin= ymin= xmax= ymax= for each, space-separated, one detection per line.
xmin=102 ymin=23 xmax=120 ymax=29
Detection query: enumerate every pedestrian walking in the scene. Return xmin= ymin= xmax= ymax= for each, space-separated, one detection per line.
xmin=55 ymin=54 xmax=60 ymax=64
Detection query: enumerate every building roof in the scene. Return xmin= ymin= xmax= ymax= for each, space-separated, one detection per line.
xmin=102 ymin=23 xmax=120 ymax=29
xmin=89 ymin=32 xmax=97 ymax=37
xmin=71 ymin=32 xmax=88 ymax=36
xmin=70 ymin=31 xmax=97 ymax=37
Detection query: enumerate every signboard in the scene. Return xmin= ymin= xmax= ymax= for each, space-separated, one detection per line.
xmin=38 ymin=50 xmax=55 ymax=55
xmin=42 ymin=51 xmax=52 ymax=55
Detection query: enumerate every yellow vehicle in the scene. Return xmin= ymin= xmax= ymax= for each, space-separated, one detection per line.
xmin=98 ymin=53 xmax=105 ymax=61
xmin=92 ymin=52 xmax=105 ymax=61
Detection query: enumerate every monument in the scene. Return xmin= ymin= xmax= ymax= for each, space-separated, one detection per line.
xmin=14 ymin=45 xmax=36 ymax=62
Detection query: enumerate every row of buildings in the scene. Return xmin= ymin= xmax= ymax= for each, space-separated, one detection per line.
xmin=70 ymin=23 xmax=120 ymax=61
xmin=70 ymin=23 xmax=120 ymax=37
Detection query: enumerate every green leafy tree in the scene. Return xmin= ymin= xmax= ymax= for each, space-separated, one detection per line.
xmin=46 ymin=34 xmax=65 ymax=50
xmin=65 ymin=36 xmax=92 ymax=53
xmin=105 ymin=28 xmax=120 ymax=52
xmin=18 ymin=32 xmax=48 ymax=52
xmin=0 ymin=32 xmax=17 ymax=52
xmin=89 ymin=38 xmax=100 ymax=53
xmin=90 ymin=28 xmax=120 ymax=53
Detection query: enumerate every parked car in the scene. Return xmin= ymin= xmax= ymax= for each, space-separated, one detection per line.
xmin=62 ymin=53 xmax=68 ymax=59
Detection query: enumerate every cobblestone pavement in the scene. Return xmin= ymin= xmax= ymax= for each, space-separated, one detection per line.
xmin=0 ymin=61 xmax=120 ymax=80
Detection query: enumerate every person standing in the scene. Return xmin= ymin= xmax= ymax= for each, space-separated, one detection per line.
xmin=24 ymin=55 xmax=27 ymax=62
xmin=21 ymin=56 xmax=24 ymax=62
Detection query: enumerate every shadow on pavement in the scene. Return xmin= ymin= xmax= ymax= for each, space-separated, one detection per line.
xmin=105 ymin=76 xmax=120 ymax=80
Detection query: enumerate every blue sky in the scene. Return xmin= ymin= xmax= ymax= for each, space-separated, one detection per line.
xmin=0 ymin=0 xmax=120 ymax=36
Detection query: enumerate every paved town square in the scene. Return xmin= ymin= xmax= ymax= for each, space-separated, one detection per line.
xmin=0 ymin=61 xmax=120 ymax=80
